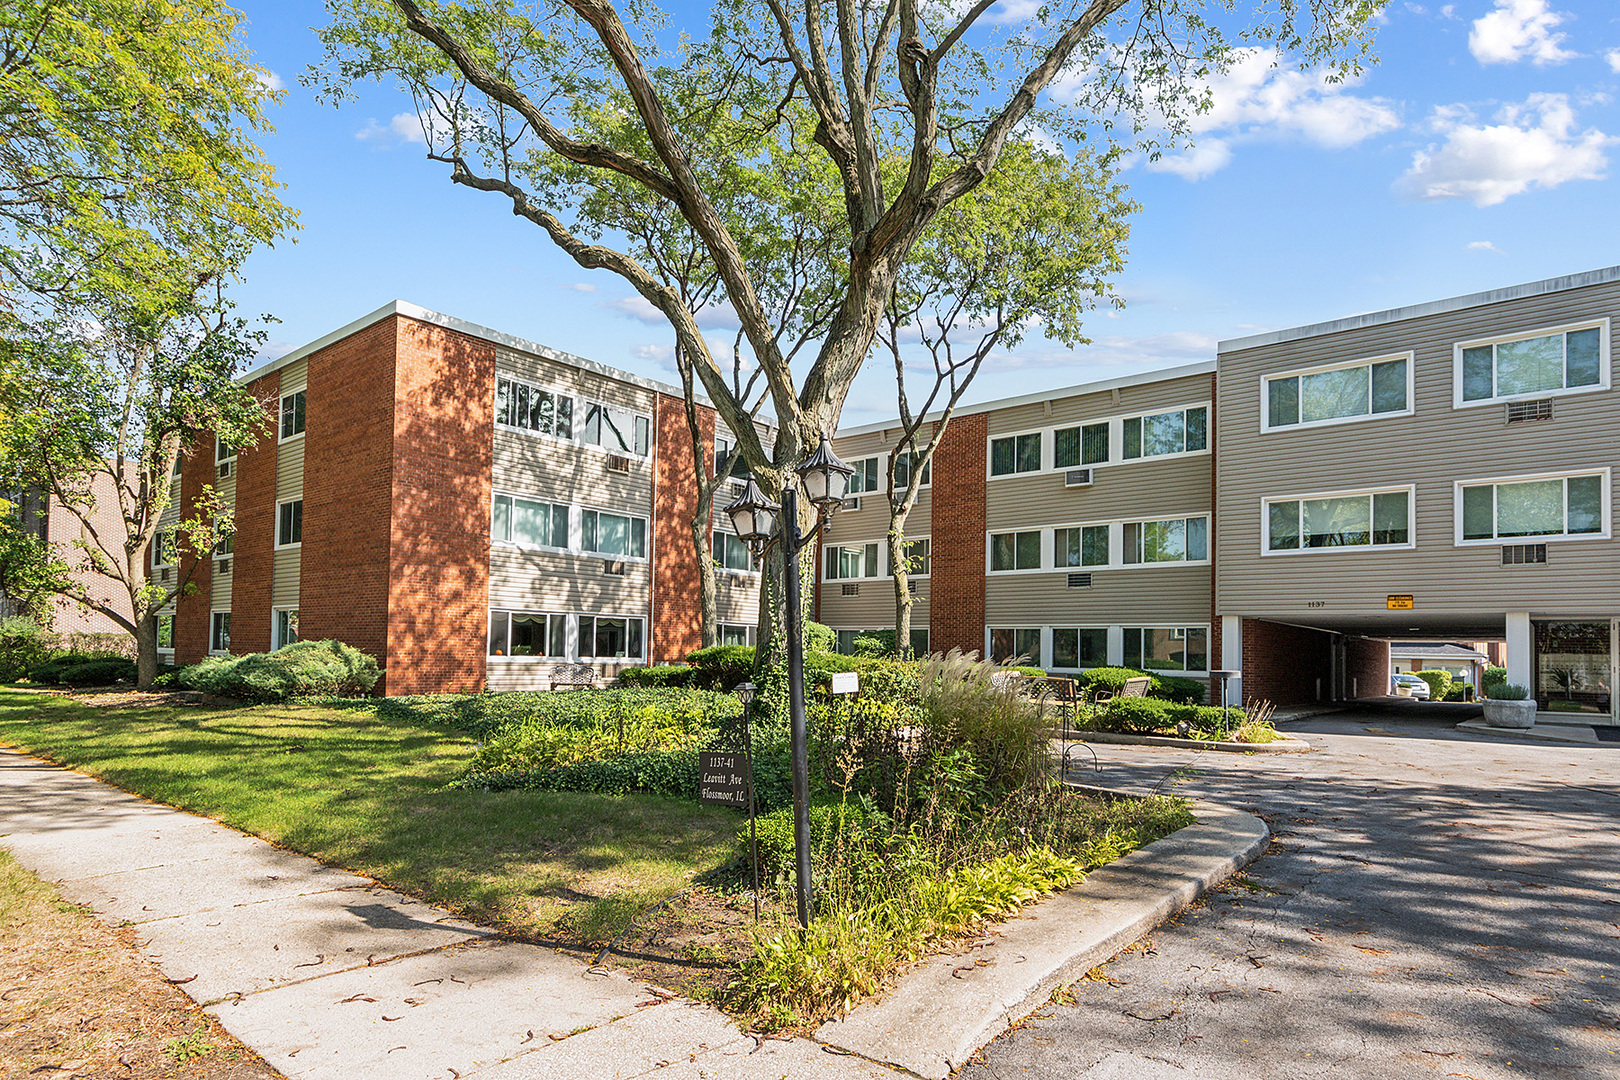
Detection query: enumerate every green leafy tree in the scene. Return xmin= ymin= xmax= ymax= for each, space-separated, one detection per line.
xmin=312 ymin=0 xmax=1379 ymax=661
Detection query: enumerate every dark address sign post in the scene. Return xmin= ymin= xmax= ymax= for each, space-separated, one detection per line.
xmin=698 ymin=751 xmax=751 ymax=808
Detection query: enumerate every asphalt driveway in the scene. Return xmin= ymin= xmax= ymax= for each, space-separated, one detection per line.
xmin=962 ymin=711 xmax=1620 ymax=1080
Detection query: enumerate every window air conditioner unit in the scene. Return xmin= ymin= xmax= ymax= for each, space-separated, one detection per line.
xmin=1067 ymin=572 xmax=1093 ymax=588
xmin=1505 ymin=399 xmax=1553 ymax=424
xmin=1063 ymin=469 xmax=1093 ymax=487
xmin=606 ymin=454 xmax=631 ymax=473
xmin=1501 ymin=544 xmax=1547 ymax=565
xmin=728 ymin=479 xmax=747 ymax=496
xmin=603 ymin=560 xmax=626 ymax=576
xmin=840 ymin=496 xmax=861 ymax=511
xmin=907 ymin=579 xmax=918 ymax=595
xmin=217 ymin=460 xmax=234 ymax=479
xmin=841 ymin=583 xmax=859 ymax=596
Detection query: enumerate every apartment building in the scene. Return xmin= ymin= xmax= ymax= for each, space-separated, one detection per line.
xmin=1215 ymin=266 xmax=1620 ymax=720
xmin=817 ymin=364 xmax=1218 ymax=691
xmin=155 ymin=301 xmax=761 ymax=694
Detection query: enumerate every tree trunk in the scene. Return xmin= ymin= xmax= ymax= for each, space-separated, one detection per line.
xmin=133 ymin=609 xmax=160 ymax=689
xmin=691 ymin=486 xmax=718 ymax=649
xmin=889 ymin=505 xmax=913 ymax=659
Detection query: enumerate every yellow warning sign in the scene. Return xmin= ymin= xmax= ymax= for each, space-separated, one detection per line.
xmin=1386 ymin=594 xmax=1415 ymax=610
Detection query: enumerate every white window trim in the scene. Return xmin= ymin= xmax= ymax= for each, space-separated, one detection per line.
xmin=1452 ymin=467 xmax=1611 ymax=547
xmin=985 ymin=529 xmax=1045 ymax=575
xmin=1451 ymin=317 xmax=1611 ymax=410
xmin=1050 ymin=419 xmax=1114 ymax=472
xmin=271 ymin=607 xmax=299 ymax=651
xmin=822 ymin=539 xmax=887 ymax=582
xmin=895 ymin=535 xmax=931 ymax=579
xmin=1122 ymin=625 xmax=1213 ymax=676
xmin=1259 ymin=352 xmax=1416 ymax=434
xmin=486 ymin=609 xmax=571 ymax=661
xmin=578 ymin=397 xmax=654 ymax=459
xmin=712 ymin=528 xmax=761 ymax=576
xmin=1056 ymin=514 xmax=1213 ymax=571
xmin=151 ymin=527 xmax=176 ymax=570
xmin=986 ymin=401 xmax=1213 ymax=482
xmin=215 ymin=436 xmax=237 ymax=464
xmin=890 ymin=450 xmax=933 ymax=491
xmin=209 ymin=609 xmax=232 ymax=656
xmin=156 ymin=612 xmax=176 ymax=655
xmin=1119 ymin=403 xmax=1213 ymax=466
xmin=491 ymin=490 xmax=572 ymax=554
xmin=717 ymin=622 xmax=756 ymax=647
xmin=579 ymin=503 xmax=651 ymax=562
xmin=275 ymin=498 xmax=302 ymax=550
xmin=985 ymin=427 xmax=1048 ymax=480
xmin=1047 ymin=626 xmax=1112 ymax=672
xmin=1259 ymin=484 xmax=1418 ymax=557
xmin=577 ymin=610 xmax=648 ymax=661
xmin=495 ymin=375 xmax=579 ymax=446
xmin=278 ymin=388 xmax=306 ymax=443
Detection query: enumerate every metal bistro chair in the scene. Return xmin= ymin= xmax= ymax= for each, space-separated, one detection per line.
xmin=1039 ymin=676 xmax=1098 ymax=780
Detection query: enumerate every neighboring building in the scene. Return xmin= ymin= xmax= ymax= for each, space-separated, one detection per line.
xmin=1215 ymin=265 xmax=1620 ymax=721
xmin=817 ymin=363 xmax=1218 ymax=693
xmin=157 ymin=301 xmax=762 ymax=694
xmin=3 ymin=478 xmax=134 ymax=636
xmin=1388 ymin=642 xmax=1491 ymax=692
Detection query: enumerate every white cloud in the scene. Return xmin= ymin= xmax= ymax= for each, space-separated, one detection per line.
xmin=605 ymin=294 xmax=740 ymax=330
xmin=255 ymin=69 xmax=286 ymax=92
xmin=631 ymin=343 xmax=674 ymax=364
xmin=994 ymin=330 xmax=1220 ymax=370
xmin=1469 ymin=1 xmax=1575 ymax=66
xmin=1134 ymin=48 xmax=1399 ymax=181
xmin=1396 ymin=93 xmax=1612 ymax=206
xmin=1466 ymin=240 xmax=1505 ymax=253
xmin=254 ymin=341 xmax=296 ymax=365
xmin=1607 ymin=48 xmax=1620 ymax=74
xmin=562 ymin=282 xmax=597 ymax=293
xmin=989 ymin=0 xmax=1041 ymax=20
xmin=356 ymin=113 xmax=426 ymax=146
xmin=1440 ymin=4 xmax=1457 ymax=18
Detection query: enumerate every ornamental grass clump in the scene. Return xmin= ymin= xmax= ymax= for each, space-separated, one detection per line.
xmin=915 ymin=648 xmax=1050 ymax=790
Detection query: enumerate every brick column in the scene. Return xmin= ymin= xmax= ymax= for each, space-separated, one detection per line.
xmin=651 ymin=393 xmax=708 ymax=663
xmin=929 ymin=414 xmax=987 ymax=656
xmin=172 ymin=436 xmax=214 ymax=664
xmin=227 ymin=372 xmax=280 ymax=656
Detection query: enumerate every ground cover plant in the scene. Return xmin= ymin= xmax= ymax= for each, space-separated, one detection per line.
xmin=1076 ymin=695 xmax=1283 ymax=744
xmin=0 ymin=688 xmax=738 ymax=948
xmin=0 ymin=848 xmax=279 ymax=1079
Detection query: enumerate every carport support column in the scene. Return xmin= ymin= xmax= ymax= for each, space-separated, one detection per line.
xmin=1505 ymin=612 xmax=1533 ymax=691
xmin=1221 ymin=616 xmax=1242 ymax=705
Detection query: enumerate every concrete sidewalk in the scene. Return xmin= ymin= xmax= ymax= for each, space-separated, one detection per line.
xmin=0 ymin=747 xmax=1263 ymax=1080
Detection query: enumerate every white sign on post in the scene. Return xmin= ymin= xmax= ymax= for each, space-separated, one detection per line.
xmin=830 ymin=671 xmax=860 ymax=695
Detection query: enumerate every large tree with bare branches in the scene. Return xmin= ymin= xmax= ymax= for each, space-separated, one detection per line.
xmin=313 ymin=0 xmax=1379 ymax=655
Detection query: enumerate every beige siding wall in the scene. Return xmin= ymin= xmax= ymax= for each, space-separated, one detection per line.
xmin=820 ymin=580 xmax=930 ymax=632
xmin=271 ymin=548 xmax=300 ymax=607
xmin=1216 ymin=276 xmax=1620 ymax=625
xmin=715 ymin=576 xmax=761 ymax=625
xmin=985 ymin=565 xmax=1210 ymax=626
xmin=211 ymin=469 xmax=236 ymax=610
xmin=488 ymin=548 xmax=650 ymax=614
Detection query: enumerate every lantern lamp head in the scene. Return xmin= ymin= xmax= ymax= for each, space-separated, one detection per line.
xmin=723 ymin=478 xmax=779 ymax=545
xmin=797 ymin=433 xmax=855 ymax=510
xmin=734 ymin=680 xmax=757 ymax=707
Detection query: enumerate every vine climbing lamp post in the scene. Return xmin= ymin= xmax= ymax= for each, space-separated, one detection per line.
xmin=723 ymin=434 xmax=854 ymax=928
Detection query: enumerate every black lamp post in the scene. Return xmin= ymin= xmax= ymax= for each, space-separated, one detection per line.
xmin=723 ymin=434 xmax=853 ymax=928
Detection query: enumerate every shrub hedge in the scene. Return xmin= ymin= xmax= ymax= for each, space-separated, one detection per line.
xmin=1412 ymin=670 xmax=1453 ymax=701
xmin=1097 ymin=697 xmax=1250 ymax=738
xmin=25 ymin=651 xmax=136 ymax=686
xmin=378 ymin=686 xmax=742 ymax=740
xmin=178 ymin=640 xmax=380 ymax=702
xmin=617 ymin=664 xmax=696 ymax=688
xmin=0 ymin=617 xmax=48 ymax=682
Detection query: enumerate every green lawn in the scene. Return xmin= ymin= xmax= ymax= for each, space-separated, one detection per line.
xmin=0 ymin=689 xmax=740 ymax=945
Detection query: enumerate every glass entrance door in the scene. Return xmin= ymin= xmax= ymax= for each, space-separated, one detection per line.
xmin=1532 ymin=620 xmax=1613 ymax=718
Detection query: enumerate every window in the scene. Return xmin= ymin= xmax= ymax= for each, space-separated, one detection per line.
xmin=497 ymin=377 xmax=576 ymax=438
xmin=580 ymin=615 xmax=644 ymax=659
xmin=824 ymin=542 xmax=880 ymax=580
xmin=1052 ymin=627 xmax=1108 ymax=669
xmin=899 ymin=538 xmax=930 ymax=576
xmin=1055 ymin=524 xmax=1109 ymax=567
xmin=156 ymin=614 xmax=174 ymax=652
xmin=152 ymin=528 xmax=177 ymax=568
xmin=990 ymin=432 xmax=1042 ymax=476
xmin=908 ymin=628 xmax=929 ymax=657
xmin=1122 ymin=407 xmax=1206 ymax=459
xmin=1266 ymin=355 xmax=1411 ymax=430
xmin=1267 ymin=489 xmax=1412 ymax=552
xmin=1123 ymin=517 xmax=1209 ymax=564
xmin=1458 ymin=322 xmax=1607 ymax=404
xmin=719 ymin=623 xmax=751 ymax=647
xmin=216 ymin=437 xmax=236 ymax=464
xmin=893 ymin=451 xmax=931 ymax=489
xmin=274 ymin=608 xmax=299 ymax=650
xmin=1054 ymin=422 xmax=1109 ymax=467
xmin=582 ymin=509 xmax=647 ymax=559
xmin=210 ymin=611 xmax=231 ymax=654
xmin=847 ymin=456 xmax=881 ymax=495
xmin=277 ymin=500 xmax=302 ymax=547
xmin=213 ymin=525 xmax=234 ymax=558
xmin=582 ymin=401 xmax=651 ymax=456
xmin=714 ymin=435 xmax=751 ymax=480
xmin=488 ymin=610 xmax=568 ymax=658
xmin=990 ymin=530 xmax=1041 ymax=571
xmin=990 ymin=627 xmax=1041 ymax=665
xmin=714 ymin=531 xmax=754 ymax=571
xmin=493 ymin=494 xmax=570 ymax=549
xmin=1458 ymin=471 xmax=1607 ymax=543
xmin=1123 ymin=627 xmax=1207 ymax=673
xmin=279 ymin=389 xmax=306 ymax=440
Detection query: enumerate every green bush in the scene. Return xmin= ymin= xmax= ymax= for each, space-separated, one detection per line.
xmin=685 ymin=644 xmax=756 ymax=690
xmin=850 ymin=629 xmax=896 ymax=657
xmin=177 ymin=640 xmax=380 ymax=702
xmin=1486 ymin=682 xmax=1529 ymax=700
xmin=0 ymin=617 xmax=48 ymax=682
xmin=1076 ymin=666 xmax=1151 ymax=695
xmin=1412 ymin=670 xmax=1452 ymax=701
xmin=1097 ymin=698 xmax=1253 ymax=739
xmin=472 ymin=694 xmax=722 ymax=772
xmin=804 ymin=621 xmax=836 ymax=653
xmin=746 ymin=801 xmax=886 ymax=877
xmin=1483 ymin=665 xmax=1508 ymax=688
xmin=1155 ymin=676 xmax=1208 ymax=704
xmin=1100 ymin=696 xmax=1175 ymax=731
xmin=617 ymin=664 xmax=695 ymax=688
xmin=56 ymin=657 xmax=138 ymax=686
xmin=1006 ymin=665 xmax=1048 ymax=679
xmin=379 ymin=686 xmax=742 ymax=740
xmin=26 ymin=651 xmax=125 ymax=685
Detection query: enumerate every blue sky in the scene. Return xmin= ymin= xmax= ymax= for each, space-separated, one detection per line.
xmin=233 ymin=1 xmax=1620 ymax=426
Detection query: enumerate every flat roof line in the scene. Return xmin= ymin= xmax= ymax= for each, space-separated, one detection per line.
xmin=1218 ymin=265 xmax=1620 ymax=353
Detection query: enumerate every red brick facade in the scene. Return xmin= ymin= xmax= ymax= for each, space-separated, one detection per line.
xmin=224 ymin=371 xmax=281 ymax=656
xmin=650 ymin=393 xmax=711 ymax=663
xmin=172 ymin=437 xmax=215 ymax=665
xmin=929 ymin=414 xmax=988 ymax=656
xmin=1238 ymin=618 xmax=1335 ymax=707
xmin=1345 ymin=637 xmax=1391 ymax=700
xmin=383 ymin=317 xmax=494 ymax=695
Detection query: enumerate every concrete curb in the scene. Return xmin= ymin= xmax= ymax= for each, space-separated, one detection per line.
xmin=813 ymin=800 xmax=1270 ymax=1079
xmin=1454 ymin=719 xmax=1600 ymax=744
xmin=1066 ymin=731 xmax=1313 ymax=753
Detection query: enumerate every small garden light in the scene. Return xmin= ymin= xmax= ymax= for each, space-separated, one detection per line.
xmin=1176 ymin=719 xmax=1190 ymax=739
xmin=734 ymin=680 xmax=757 ymax=708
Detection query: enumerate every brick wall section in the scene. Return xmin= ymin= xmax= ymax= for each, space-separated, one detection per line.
xmin=1345 ymin=637 xmax=1390 ymax=699
xmin=929 ymin=414 xmax=987 ymax=656
xmin=172 ymin=438 xmax=214 ymax=664
xmin=44 ymin=469 xmax=134 ymax=636
xmin=300 ymin=319 xmax=396 ymax=680
xmin=384 ymin=317 xmax=495 ymax=695
xmin=651 ymin=393 xmax=709 ymax=663
xmin=1240 ymin=618 xmax=1335 ymax=707
xmin=226 ymin=372 xmax=280 ymax=655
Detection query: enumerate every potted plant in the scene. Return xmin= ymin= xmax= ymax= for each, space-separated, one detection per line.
xmin=1482 ymin=683 xmax=1536 ymax=729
